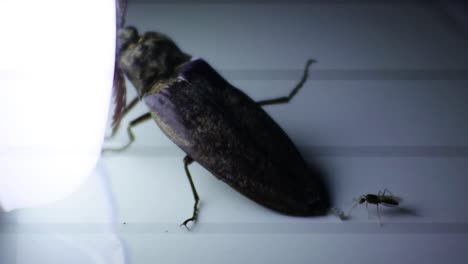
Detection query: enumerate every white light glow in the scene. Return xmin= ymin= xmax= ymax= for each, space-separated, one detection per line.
xmin=0 ymin=0 xmax=116 ymax=211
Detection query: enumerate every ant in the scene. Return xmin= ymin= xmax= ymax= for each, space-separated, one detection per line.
xmin=348 ymin=189 xmax=401 ymax=225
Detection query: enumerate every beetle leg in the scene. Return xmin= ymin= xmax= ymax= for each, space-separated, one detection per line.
xmin=180 ymin=156 xmax=200 ymax=229
xmin=256 ymin=59 xmax=316 ymax=106
xmin=102 ymin=112 xmax=152 ymax=153
xmin=107 ymin=96 xmax=140 ymax=139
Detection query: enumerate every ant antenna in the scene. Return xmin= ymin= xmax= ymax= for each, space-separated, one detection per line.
xmin=347 ymin=198 xmax=361 ymax=217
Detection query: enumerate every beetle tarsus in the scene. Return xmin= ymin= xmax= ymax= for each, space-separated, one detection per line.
xmin=256 ymin=59 xmax=316 ymax=106
xmin=180 ymin=156 xmax=200 ymax=229
xmin=180 ymin=215 xmax=196 ymax=230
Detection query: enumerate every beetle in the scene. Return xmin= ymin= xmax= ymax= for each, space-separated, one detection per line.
xmin=106 ymin=2 xmax=330 ymax=228
xmin=349 ymin=189 xmax=401 ymax=225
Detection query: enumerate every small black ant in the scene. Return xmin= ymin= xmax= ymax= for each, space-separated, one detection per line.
xmin=349 ymin=189 xmax=401 ymax=225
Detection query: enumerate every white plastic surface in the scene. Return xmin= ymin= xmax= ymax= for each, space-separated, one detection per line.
xmin=0 ymin=162 xmax=126 ymax=264
xmin=102 ymin=1 xmax=468 ymax=263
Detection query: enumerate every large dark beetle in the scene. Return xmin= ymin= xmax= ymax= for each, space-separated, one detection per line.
xmin=108 ymin=1 xmax=330 ymax=227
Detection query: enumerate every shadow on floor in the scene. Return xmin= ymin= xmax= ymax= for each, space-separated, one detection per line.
xmin=0 ymin=209 xmax=18 ymax=263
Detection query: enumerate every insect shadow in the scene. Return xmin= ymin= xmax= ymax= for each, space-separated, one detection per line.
xmin=0 ymin=210 xmax=18 ymax=263
xmin=378 ymin=205 xmax=421 ymax=219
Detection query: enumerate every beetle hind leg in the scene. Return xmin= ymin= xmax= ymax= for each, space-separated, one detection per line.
xmin=180 ymin=156 xmax=201 ymax=230
xmin=256 ymin=59 xmax=316 ymax=106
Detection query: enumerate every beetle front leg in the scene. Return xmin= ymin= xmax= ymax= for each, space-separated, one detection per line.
xmin=106 ymin=96 xmax=140 ymax=140
xmin=256 ymin=59 xmax=316 ymax=106
xmin=102 ymin=112 xmax=152 ymax=153
xmin=180 ymin=155 xmax=200 ymax=229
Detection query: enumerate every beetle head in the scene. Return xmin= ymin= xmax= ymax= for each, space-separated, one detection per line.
xmin=117 ymin=26 xmax=139 ymax=52
xmin=118 ymin=27 xmax=191 ymax=97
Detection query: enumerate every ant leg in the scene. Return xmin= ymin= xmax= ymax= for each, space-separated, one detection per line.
xmin=102 ymin=112 xmax=152 ymax=153
xmin=376 ymin=204 xmax=383 ymax=227
xmin=256 ymin=59 xmax=316 ymax=106
xmin=180 ymin=156 xmax=200 ymax=230
xmin=366 ymin=202 xmax=371 ymax=219
xmin=382 ymin=188 xmax=394 ymax=196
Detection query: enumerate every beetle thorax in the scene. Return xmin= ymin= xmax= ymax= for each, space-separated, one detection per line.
xmin=118 ymin=28 xmax=191 ymax=97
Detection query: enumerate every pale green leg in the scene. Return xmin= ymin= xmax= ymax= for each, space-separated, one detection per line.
xmin=256 ymin=59 xmax=316 ymax=106
xmin=180 ymin=156 xmax=200 ymax=230
xmin=102 ymin=112 xmax=152 ymax=153
xmin=107 ymin=96 xmax=140 ymax=139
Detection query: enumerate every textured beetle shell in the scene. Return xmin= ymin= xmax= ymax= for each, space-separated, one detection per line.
xmin=143 ymin=59 xmax=330 ymax=216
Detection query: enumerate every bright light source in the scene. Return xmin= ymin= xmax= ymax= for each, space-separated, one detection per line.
xmin=0 ymin=0 xmax=116 ymax=211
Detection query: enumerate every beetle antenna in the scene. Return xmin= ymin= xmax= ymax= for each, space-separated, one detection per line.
xmin=110 ymin=0 xmax=128 ymax=134
xmin=111 ymin=65 xmax=127 ymax=133
xmin=116 ymin=0 xmax=128 ymax=28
